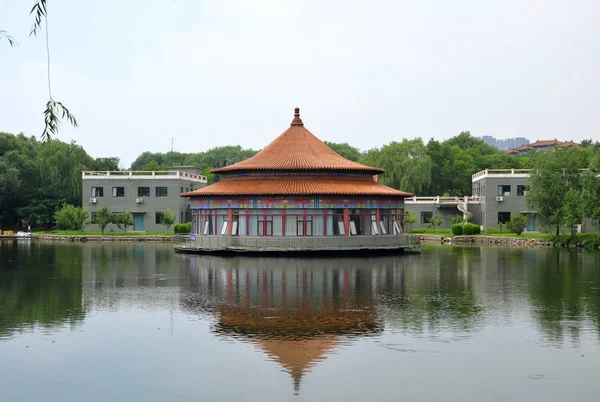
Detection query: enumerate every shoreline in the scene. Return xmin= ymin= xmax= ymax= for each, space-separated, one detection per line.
xmin=22 ymin=233 xmax=598 ymax=249
xmin=34 ymin=234 xmax=174 ymax=243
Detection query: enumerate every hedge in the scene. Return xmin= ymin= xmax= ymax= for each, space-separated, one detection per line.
xmin=174 ymin=222 xmax=192 ymax=234
xmin=451 ymin=224 xmax=463 ymax=236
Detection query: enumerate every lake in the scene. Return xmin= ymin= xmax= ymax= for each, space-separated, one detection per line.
xmin=1 ymin=240 xmax=599 ymax=402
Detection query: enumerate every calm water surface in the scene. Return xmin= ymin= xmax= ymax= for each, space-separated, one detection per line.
xmin=1 ymin=240 xmax=599 ymax=402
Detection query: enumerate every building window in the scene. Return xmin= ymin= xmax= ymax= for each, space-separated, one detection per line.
xmin=181 ymin=187 xmax=184 ymax=193
xmin=91 ymin=187 xmax=103 ymax=197
xmin=517 ymin=185 xmax=526 ymax=196
xmin=112 ymin=187 xmax=124 ymax=197
xmin=498 ymin=212 xmax=511 ymax=224
xmin=90 ymin=212 xmax=97 ymax=223
xmin=138 ymin=187 xmax=150 ymax=197
xmin=155 ymin=212 xmax=164 ymax=224
xmin=497 ymin=185 xmax=511 ymax=196
xmin=180 ymin=212 xmax=184 ymax=222
xmin=421 ymin=211 xmax=433 ymax=224
xmin=185 ymin=188 xmax=189 ymax=193
xmin=156 ymin=187 xmax=168 ymax=197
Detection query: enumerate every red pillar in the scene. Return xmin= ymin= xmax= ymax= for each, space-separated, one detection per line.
xmin=245 ymin=209 xmax=249 ymax=236
xmin=343 ymin=208 xmax=350 ymax=236
xmin=323 ymin=209 xmax=327 ymax=236
xmin=227 ymin=209 xmax=233 ymax=236
xmin=282 ymin=210 xmax=286 ymax=236
xmin=375 ymin=209 xmax=381 ymax=235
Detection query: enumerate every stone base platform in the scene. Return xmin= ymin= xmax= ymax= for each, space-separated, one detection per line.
xmin=174 ymin=234 xmax=421 ymax=255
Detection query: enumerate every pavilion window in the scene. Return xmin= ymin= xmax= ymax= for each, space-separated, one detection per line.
xmin=311 ymin=213 xmax=324 ymax=236
xmin=235 ymin=210 xmax=246 ymax=236
xmin=258 ymin=213 xmax=273 ymax=236
xmin=216 ymin=209 xmax=228 ymax=235
xmin=329 ymin=209 xmax=344 ymax=236
xmin=269 ymin=209 xmax=283 ymax=236
xmin=285 ymin=209 xmax=301 ymax=236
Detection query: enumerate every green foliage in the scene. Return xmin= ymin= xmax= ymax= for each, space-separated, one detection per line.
xmin=94 ymin=207 xmax=114 ymax=234
xmin=53 ymin=204 xmax=88 ymax=232
xmin=162 ymin=210 xmax=176 ymax=231
xmin=93 ymin=157 xmax=120 ymax=171
xmin=42 ymin=100 xmax=78 ymax=142
xmin=0 ymin=132 xmax=115 ymax=227
xmin=473 ymin=224 xmax=481 ymax=235
xmin=451 ymin=224 xmax=463 ymax=236
xmin=506 ymin=215 xmax=528 ymax=235
xmin=449 ymin=214 xmax=464 ymax=225
xmin=114 ymin=211 xmax=134 ymax=233
xmin=131 ymin=146 xmax=258 ymax=184
xmin=361 ymin=139 xmax=432 ymax=194
xmin=0 ymin=30 xmax=17 ymax=47
xmin=526 ymin=147 xmax=591 ymax=235
xmin=403 ymin=210 xmax=416 ymax=231
xmin=174 ymin=222 xmax=192 ymax=234
xmin=428 ymin=215 xmax=443 ymax=230
xmin=324 ymin=142 xmax=362 ymax=161
xmin=463 ymin=223 xmax=475 ymax=235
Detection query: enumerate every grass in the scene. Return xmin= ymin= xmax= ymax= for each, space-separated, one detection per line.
xmin=406 ymin=227 xmax=551 ymax=239
xmin=37 ymin=230 xmax=174 ymax=236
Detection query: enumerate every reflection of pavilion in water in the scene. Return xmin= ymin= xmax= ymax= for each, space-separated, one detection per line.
xmin=181 ymin=256 xmax=395 ymax=394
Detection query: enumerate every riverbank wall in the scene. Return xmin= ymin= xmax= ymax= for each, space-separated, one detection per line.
xmin=419 ymin=235 xmax=553 ymax=248
xmin=34 ymin=234 xmax=174 ymax=243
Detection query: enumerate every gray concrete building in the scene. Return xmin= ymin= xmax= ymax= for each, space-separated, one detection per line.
xmin=82 ymin=167 xmax=207 ymax=232
xmin=471 ymin=169 xmax=536 ymax=231
xmin=406 ymin=168 xmax=597 ymax=233
xmin=405 ymin=196 xmax=481 ymax=229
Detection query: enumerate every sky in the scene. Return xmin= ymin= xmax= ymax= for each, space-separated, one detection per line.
xmin=0 ymin=0 xmax=598 ymax=168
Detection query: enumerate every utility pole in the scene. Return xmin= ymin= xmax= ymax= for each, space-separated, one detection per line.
xmin=168 ymin=136 xmax=176 ymax=167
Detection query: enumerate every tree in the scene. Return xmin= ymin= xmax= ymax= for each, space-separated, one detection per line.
xmin=114 ymin=211 xmax=134 ymax=233
xmin=449 ymin=214 xmax=464 ymax=225
xmin=94 ymin=207 xmax=114 ymax=234
xmin=506 ymin=215 xmax=528 ymax=235
xmin=526 ymin=148 xmax=590 ymax=235
xmin=428 ymin=215 xmax=443 ymax=231
xmin=324 ymin=142 xmax=362 ymax=161
xmin=54 ymin=204 xmax=88 ymax=232
xmin=582 ymin=153 xmax=600 ymax=224
xmin=93 ymin=157 xmax=120 ymax=171
xmin=360 ymin=139 xmax=432 ymax=194
xmin=562 ymin=189 xmax=583 ymax=235
xmin=404 ymin=210 xmax=416 ymax=231
xmin=162 ymin=210 xmax=176 ymax=232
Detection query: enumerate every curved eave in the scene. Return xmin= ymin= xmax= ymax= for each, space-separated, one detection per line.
xmin=210 ymin=166 xmax=385 ymax=175
xmin=181 ymin=177 xmax=413 ymax=198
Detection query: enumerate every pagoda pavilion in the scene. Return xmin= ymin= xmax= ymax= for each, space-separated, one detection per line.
xmin=179 ymin=108 xmax=418 ymax=253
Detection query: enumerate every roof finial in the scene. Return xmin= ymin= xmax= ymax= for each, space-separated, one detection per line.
xmin=291 ymin=107 xmax=304 ymax=126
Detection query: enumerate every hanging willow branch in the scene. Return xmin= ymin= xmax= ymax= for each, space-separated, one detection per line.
xmin=42 ymin=100 xmax=79 ymax=142
xmin=28 ymin=0 xmax=78 ymax=141
xmin=29 ymin=0 xmax=47 ymax=37
xmin=0 ymin=30 xmax=18 ymax=47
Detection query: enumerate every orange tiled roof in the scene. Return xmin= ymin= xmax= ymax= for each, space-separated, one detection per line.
xmin=182 ymin=176 xmax=413 ymax=197
xmin=211 ymin=108 xmax=384 ymax=174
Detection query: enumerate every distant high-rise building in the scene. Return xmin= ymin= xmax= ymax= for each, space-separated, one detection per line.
xmin=478 ymin=136 xmax=530 ymax=151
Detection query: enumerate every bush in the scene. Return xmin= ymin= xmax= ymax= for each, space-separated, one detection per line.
xmin=451 ymin=224 xmax=463 ymax=236
xmin=54 ymin=204 xmax=89 ymax=232
xmin=174 ymin=222 xmax=192 ymax=234
xmin=506 ymin=215 xmax=528 ymax=235
xmin=463 ymin=223 xmax=475 ymax=235
xmin=473 ymin=224 xmax=481 ymax=235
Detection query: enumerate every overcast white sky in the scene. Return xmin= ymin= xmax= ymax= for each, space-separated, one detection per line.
xmin=1 ymin=0 xmax=598 ymax=167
